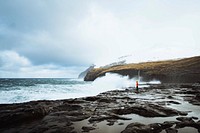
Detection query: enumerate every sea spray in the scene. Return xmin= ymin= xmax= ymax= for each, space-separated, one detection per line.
xmin=0 ymin=75 xmax=161 ymax=103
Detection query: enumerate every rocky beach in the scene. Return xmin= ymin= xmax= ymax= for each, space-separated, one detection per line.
xmin=1 ymin=1 xmax=200 ymax=132
xmin=0 ymin=83 xmax=200 ymax=133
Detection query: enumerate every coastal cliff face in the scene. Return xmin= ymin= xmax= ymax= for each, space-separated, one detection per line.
xmin=78 ymin=65 xmax=95 ymax=79
xmin=84 ymin=56 xmax=200 ymax=83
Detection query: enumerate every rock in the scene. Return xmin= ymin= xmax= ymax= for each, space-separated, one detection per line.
xmin=148 ymin=123 xmax=163 ymax=132
xmin=121 ymin=122 xmax=150 ymax=133
xmin=49 ymin=110 xmax=91 ymax=121
xmin=84 ymin=56 xmax=200 ymax=83
xmin=175 ymin=118 xmax=200 ymax=130
xmin=0 ymin=83 xmax=199 ymax=133
xmin=53 ymin=103 xmax=82 ymax=112
xmin=176 ymin=117 xmax=194 ymax=122
xmin=107 ymin=120 xmax=116 ymax=126
xmin=89 ymin=115 xmax=112 ymax=122
xmin=167 ymin=101 xmax=181 ymax=104
xmin=98 ymin=97 xmax=116 ymax=103
xmin=111 ymin=103 xmax=186 ymax=117
xmin=0 ymin=105 xmax=50 ymax=128
xmin=121 ymin=122 xmax=165 ymax=133
xmin=119 ymin=123 xmax=124 ymax=125
xmin=84 ymin=96 xmax=100 ymax=101
xmin=161 ymin=121 xmax=176 ymax=129
xmin=167 ymin=95 xmax=174 ymax=99
xmin=78 ymin=65 xmax=95 ymax=79
xmin=192 ymin=116 xmax=198 ymax=120
xmin=82 ymin=126 xmax=95 ymax=132
xmin=165 ymin=128 xmax=178 ymax=133
xmin=88 ymin=113 xmax=131 ymax=123
xmin=30 ymin=115 xmax=74 ymax=133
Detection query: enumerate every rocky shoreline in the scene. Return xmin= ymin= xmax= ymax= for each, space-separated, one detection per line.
xmin=0 ymin=83 xmax=200 ymax=133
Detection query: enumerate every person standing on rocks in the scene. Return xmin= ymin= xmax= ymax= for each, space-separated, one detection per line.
xmin=136 ymin=70 xmax=140 ymax=92
xmin=136 ymin=80 xmax=139 ymax=92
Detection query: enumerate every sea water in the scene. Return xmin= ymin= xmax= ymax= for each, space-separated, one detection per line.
xmin=0 ymin=74 xmax=130 ymax=104
xmin=0 ymin=73 xmax=160 ymax=104
xmin=0 ymin=78 xmax=91 ymax=103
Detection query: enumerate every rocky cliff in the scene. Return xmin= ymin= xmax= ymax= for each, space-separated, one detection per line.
xmin=84 ymin=56 xmax=200 ymax=83
xmin=78 ymin=65 xmax=95 ymax=79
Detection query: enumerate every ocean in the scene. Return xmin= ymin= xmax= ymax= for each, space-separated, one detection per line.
xmin=0 ymin=74 xmax=129 ymax=104
xmin=0 ymin=73 xmax=160 ymax=104
xmin=0 ymin=78 xmax=93 ymax=104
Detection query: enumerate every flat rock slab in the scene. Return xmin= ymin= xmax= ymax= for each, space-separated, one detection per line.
xmin=0 ymin=83 xmax=199 ymax=133
xmin=121 ymin=120 xmax=200 ymax=133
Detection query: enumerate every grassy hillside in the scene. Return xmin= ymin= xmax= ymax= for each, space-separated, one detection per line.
xmin=84 ymin=56 xmax=200 ymax=83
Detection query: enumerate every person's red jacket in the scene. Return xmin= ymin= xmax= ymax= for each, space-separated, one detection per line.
xmin=136 ymin=81 xmax=138 ymax=87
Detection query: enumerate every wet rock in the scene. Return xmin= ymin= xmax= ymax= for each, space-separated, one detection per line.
xmin=167 ymin=101 xmax=181 ymax=104
xmin=49 ymin=110 xmax=91 ymax=121
xmin=161 ymin=121 xmax=176 ymax=129
xmin=0 ymin=83 xmax=199 ymax=133
xmin=192 ymin=116 xmax=198 ymax=120
xmin=119 ymin=123 xmax=124 ymax=125
xmin=176 ymin=117 xmax=194 ymax=122
xmin=89 ymin=115 xmax=112 ymax=122
xmin=121 ymin=122 xmax=150 ymax=133
xmin=111 ymin=103 xmax=186 ymax=117
xmin=53 ymin=103 xmax=82 ymax=112
xmin=148 ymin=123 xmax=163 ymax=132
xmin=89 ymin=113 xmax=131 ymax=123
xmin=165 ymin=128 xmax=178 ymax=133
xmin=107 ymin=119 xmax=116 ymax=126
xmin=121 ymin=122 xmax=164 ymax=133
xmin=155 ymin=101 xmax=166 ymax=106
xmin=98 ymin=97 xmax=116 ymax=103
xmin=179 ymin=111 xmax=188 ymax=116
xmin=167 ymin=95 xmax=174 ymax=99
xmin=0 ymin=105 xmax=50 ymax=128
xmin=175 ymin=118 xmax=200 ymax=130
xmin=122 ymin=120 xmax=200 ymax=133
xmin=29 ymin=115 xmax=74 ymax=133
xmin=82 ymin=126 xmax=95 ymax=132
xmin=84 ymin=96 xmax=100 ymax=101
xmin=180 ymin=84 xmax=194 ymax=88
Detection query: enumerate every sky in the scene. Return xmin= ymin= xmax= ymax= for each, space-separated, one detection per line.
xmin=0 ymin=0 xmax=200 ymax=78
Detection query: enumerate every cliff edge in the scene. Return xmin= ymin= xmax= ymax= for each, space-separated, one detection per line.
xmin=84 ymin=56 xmax=200 ymax=83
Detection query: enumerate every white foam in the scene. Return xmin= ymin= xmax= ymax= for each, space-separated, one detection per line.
xmin=0 ymin=74 xmax=161 ymax=103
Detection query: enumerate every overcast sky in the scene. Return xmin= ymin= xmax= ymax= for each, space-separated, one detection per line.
xmin=0 ymin=0 xmax=200 ymax=78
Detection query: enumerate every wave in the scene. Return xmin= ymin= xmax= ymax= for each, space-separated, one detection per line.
xmin=0 ymin=74 xmax=160 ymax=104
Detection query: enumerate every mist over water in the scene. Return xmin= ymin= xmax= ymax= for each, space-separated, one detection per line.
xmin=0 ymin=73 xmax=160 ymax=104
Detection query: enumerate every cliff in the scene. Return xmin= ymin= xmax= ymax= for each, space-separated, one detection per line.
xmin=84 ymin=56 xmax=200 ymax=83
xmin=78 ymin=65 xmax=95 ymax=79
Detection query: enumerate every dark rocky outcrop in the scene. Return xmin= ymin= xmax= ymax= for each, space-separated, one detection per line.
xmin=82 ymin=126 xmax=96 ymax=132
xmin=111 ymin=103 xmax=187 ymax=117
xmin=121 ymin=120 xmax=200 ymax=133
xmin=84 ymin=56 xmax=200 ymax=83
xmin=0 ymin=84 xmax=200 ymax=133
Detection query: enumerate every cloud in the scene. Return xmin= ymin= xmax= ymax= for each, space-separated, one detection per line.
xmin=0 ymin=50 xmax=84 ymax=78
xmin=74 ymin=1 xmax=200 ymax=66
xmin=0 ymin=0 xmax=200 ymax=77
xmin=0 ymin=51 xmax=31 ymax=70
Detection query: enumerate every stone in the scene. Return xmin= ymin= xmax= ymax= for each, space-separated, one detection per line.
xmin=176 ymin=117 xmax=194 ymax=122
xmin=82 ymin=126 xmax=95 ymax=132
xmin=165 ymin=128 xmax=178 ymax=133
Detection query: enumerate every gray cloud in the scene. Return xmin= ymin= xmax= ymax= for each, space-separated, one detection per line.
xmin=0 ymin=0 xmax=92 ymax=66
xmin=0 ymin=0 xmax=200 ymax=77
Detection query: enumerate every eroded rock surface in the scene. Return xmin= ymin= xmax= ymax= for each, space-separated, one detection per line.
xmin=0 ymin=83 xmax=199 ymax=133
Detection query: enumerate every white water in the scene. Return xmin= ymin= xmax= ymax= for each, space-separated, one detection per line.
xmin=0 ymin=73 xmax=160 ymax=104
